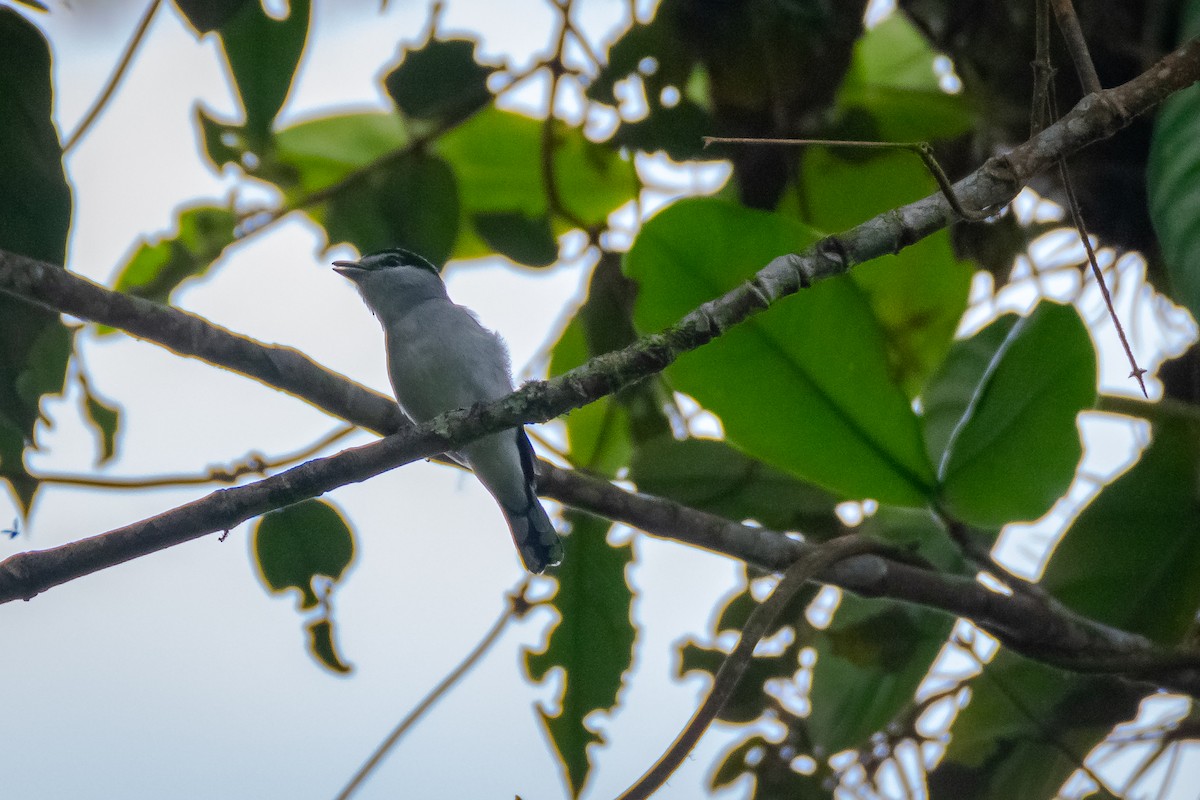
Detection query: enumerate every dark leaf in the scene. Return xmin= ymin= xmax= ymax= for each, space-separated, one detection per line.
xmin=525 ymin=514 xmax=634 ymax=797
xmin=253 ymin=499 xmax=356 ymax=610
xmin=0 ymin=10 xmax=73 ymax=512
xmin=172 ymin=0 xmax=250 ymax=34
xmin=1148 ymin=2 xmax=1200 ymax=319
xmin=305 ymin=618 xmax=352 ymax=674
xmin=81 ymin=380 xmax=121 ymax=465
xmin=325 ymin=154 xmax=459 ymax=264
xmin=1044 ymin=416 xmax=1200 ymax=644
xmin=384 ymin=36 xmax=497 ymax=125
xmin=612 ymin=97 xmax=713 ymax=161
xmin=808 ymin=595 xmax=953 ymax=753
xmin=216 ymin=0 xmax=310 ymax=142
xmin=472 ymin=211 xmax=558 ymax=268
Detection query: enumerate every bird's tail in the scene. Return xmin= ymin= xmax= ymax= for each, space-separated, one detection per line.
xmin=504 ymin=497 xmax=563 ymax=573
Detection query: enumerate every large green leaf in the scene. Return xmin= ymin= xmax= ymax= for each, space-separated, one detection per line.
xmin=626 ymin=197 xmax=935 ymax=506
xmin=216 ymin=0 xmax=310 ymax=142
xmin=808 ymin=594 xmax=954 ymax=754
xmin=1044 ymin=416 xmax=1200 ymax=644
xmin=923 ymin=302 xmax=1096 ymax=527
xmin=108 ymin=205 xmax=239 ymax=306
xmin=797 ymin=147 xmax=973 ymax=396
xmin=268 ymin=111 xmax=409 ymax=197
xmin=1147 ymin=0 xmax=1200 ymax=320
xmin=525 ymin=514 xmax=634 ymax=798
xmin=0 ymin=10 xmax=73 ymax=512
xmin=437 ymin=108 xmax=638 ymax=255
xmin=835 ymin=14 xmax=975 ymax=142
xmin=630 ymin=436 xmax=842 ymax=541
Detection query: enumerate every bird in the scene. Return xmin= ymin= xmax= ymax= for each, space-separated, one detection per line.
xmin=333 ymin=247 xmax=564 ymax=573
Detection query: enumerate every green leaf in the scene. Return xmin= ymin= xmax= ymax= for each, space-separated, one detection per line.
xmin=473 ymin=211 xmax=558 ymax=268
xmin=548 ymin=317 xmax=631 ymax=475
xmin=253 ymin=499 xmax=356 ymax=610
xmin=525 ymin=514 xmax=634 ymax=798
xmin=612 ymin=98 xmax=713 ymax=162
xmin=808 ymin=594 xmax=953 ymax=754
xmin=1044 ymin=416 xmax=1200 ymax=644
xmin=216 ymin=0 xmax=310 ymax=142
xmin=0 ymin=10 xmax=73 ymax=512
xmin=796 ymin=147 xmax=973 ymax=396
xmin=109 ymin=205 xmax=239 ymax=306
xmin=269 ymin=111 xmax=409 ymax=197
xmin=324 ymin=154 xmax=459 ymax=263
xmin=630 ymin=436 xmax=842 ymax=540
xmin=836 ymin=14 xmax=974 ymax=142
xmin=1147 ymin=2 xmax=1200 ymax=320
xmin=931 ymin=651 xmax=1142 ymax=800
xmin=924 ymin=302 xmax=1096 ymax=527
xmin=383 ymin=36 xmax=497 ymax=125
xmin=437 ymin=108 xmax=638 ymax=253
xmin=626 ymin=197 xmax=935 ymax=506
xmin=81 ymin=380 xmax=121 ymax=465
xmin=305 ymin=618 xmax=352 ymax=674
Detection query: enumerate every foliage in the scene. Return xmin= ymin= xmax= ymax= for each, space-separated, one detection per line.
xmin=2 ymin=1 xmax=1199 ymax=798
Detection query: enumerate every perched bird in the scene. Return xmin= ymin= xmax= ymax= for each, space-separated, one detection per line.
xmin=333 ymin=248 xmax=563 ymax=572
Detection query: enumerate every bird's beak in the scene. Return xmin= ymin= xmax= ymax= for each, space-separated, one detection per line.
xmin=332 ymin=260 xmax=361 ymax=278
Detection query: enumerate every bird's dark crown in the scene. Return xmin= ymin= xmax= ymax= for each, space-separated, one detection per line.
xmin=355 ymin=247 xmax=440 ymax=275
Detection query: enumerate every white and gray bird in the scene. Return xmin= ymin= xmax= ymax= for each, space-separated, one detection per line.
xmin=333 ymin=248 xmax=563 ymax=573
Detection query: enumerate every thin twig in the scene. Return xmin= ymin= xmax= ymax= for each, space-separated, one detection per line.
xmin=1057 ymin=159 xmax=1147 ymax=395
xmin=614 ymin=536 xmax=883 ymax=800
xmin=333 ymin=580 xmax=533 ymax=800
xmin=539 ymin=0 xmax=592 ymax=234
xmin=64 ymin=0 xmax=162 ymax=152
xmin=1046 ymin=76 xmax=1148 ymax=395
xmin=1051 ymin=0 xmax=1103 ymax=95
xmin=34 ymin=425 xmax=358 ymax=490
xmin=1031 ymin=0 xmax=1055 ymax=135
xmin=702 ymin=137 xmax=995 ymax=221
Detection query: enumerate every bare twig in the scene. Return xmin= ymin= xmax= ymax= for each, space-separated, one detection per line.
xmin=614 ymin=536 xmax=885 ymax=800
xmin=35 ymin=424 xmax=357 ymax=490
xmin=1051 ymin=0 xmax=1103 ymax=95
xmin=334 ymin=580 xmax=534 ymax=800
xmin=64 ymin=0 xmax=162 ymax=152
xmin=539 ymin=0 xmax=592 ymax=234
xmin=702 ymin=137 xmax=996 ymax=221
xmin=1031 ymin=0 xmax=1056 ymax=135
